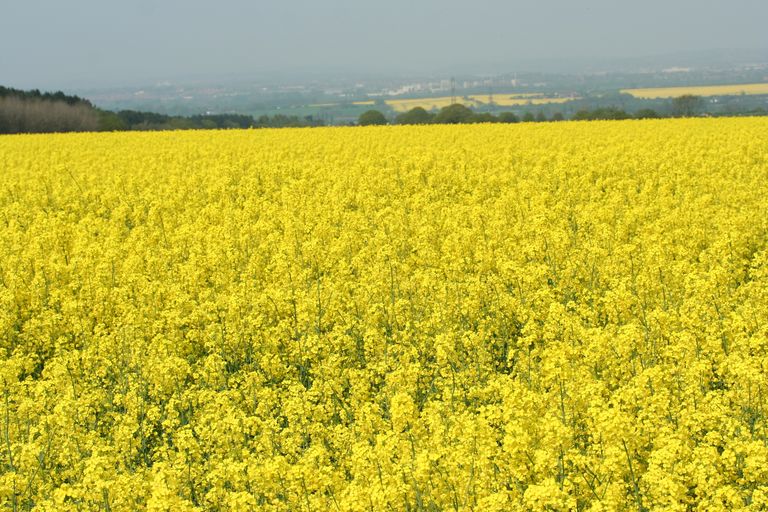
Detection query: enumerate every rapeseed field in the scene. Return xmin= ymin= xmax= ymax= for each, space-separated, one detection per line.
xmin=621 ymin=83 xmax=768 ymax=98
xmin=384 ymin=95 xmax=575 ymax=111
xmin=1 ymin=119 xmax=767 ymax=510
xmin=469 ymin=94 xmax=577 ymax=107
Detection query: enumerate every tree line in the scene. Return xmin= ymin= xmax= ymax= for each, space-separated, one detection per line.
xmin=0 ymin=85 xmax=325 ymax=134
xmin=358 ymin=95 xmax=726 ymax=126
xmin=99 ymin=111 xmax=325 ymax=131
xmin=3 ymin=84 xmax=762 ymax=134
xmin=0 ymin=86 xmax=101 ymax=133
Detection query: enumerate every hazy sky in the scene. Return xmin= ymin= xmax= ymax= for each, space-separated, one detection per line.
xmin=1 ymin=0 xmax=766 ymax=88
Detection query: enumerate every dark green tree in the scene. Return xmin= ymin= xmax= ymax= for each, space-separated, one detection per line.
xmin=590 ymin=107 xmax=630 ymax=120
xmin=572 ymin=107 xmax=630 ymax=121
xmin=470 ymin=112 xmax=498 ymax=123
xmin=522 ymin=112 xmax=535 ymax=122
xmin=434 ymin=104 xmax=474 ymax=124
xmin=358 ymin=110 xmax=387 ymax=126
xmin=395 ymin=107 xmax=434 ymax=125
xmin=573 ymin=110 xmax=591 ymax=121
xmin=498 ymin=112 xmax=519 ymax=123
xmin=635 ymin=108 xmax=660 ymax=119
xmin=97 ymin=111 xmax=127 ymax=131
xmin=671 ymin=95 xmax=702 ymax=117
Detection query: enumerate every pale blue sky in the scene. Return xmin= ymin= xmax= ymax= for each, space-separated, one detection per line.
xmin=1 ymin=0 xmax=766 ymax=88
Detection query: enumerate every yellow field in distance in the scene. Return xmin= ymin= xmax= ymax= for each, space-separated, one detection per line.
xmin=386 ymin=94 xmax=577 ymax=111
xmin=470 ymin=94 xmax=578 ymax=106
xmin=622 ymin=82 xmax=768 ymax=98
xmin=308 ymin=100 xmax=376 ymax=108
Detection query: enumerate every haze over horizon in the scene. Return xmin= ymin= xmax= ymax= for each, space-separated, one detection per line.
xmin=2 ymin=0 xmax=767 ymax=90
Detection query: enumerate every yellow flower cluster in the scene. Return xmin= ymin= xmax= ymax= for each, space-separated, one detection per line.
xmin=0 ymin=118 xmax=767 ymax=511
